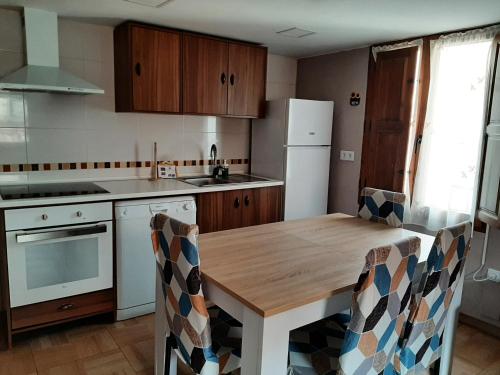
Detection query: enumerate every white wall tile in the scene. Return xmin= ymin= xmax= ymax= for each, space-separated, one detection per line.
xmin=0 ymin=172 xmax=28 ymax=185
xmin=0 ymin=9 xmax=24 ymax=53
xmin=84 ymin=60 xmax=114 ymax=97
xmin=219 ymin=132 xmax=250 ymax=159
xmin=26 ymin=128 xmax=87 ymax=163
xmin=60 ymin=57 xmax=86 ymax=78
xmin=84 ymin=95 xmax=136 ymax=131
xmin=136 ymin=114 xmax=183 ymax=161
xmin=0 ymin=128 xmax=26 ymax=164
xmin=28 ymin=169 xmax=90 ymax=183
xmin=24 ymin=92 xmax=86 ymax=129
xmin=58 ymin=20 xmax=86 ymax=60
xmin=0 ymin=92 xmax=24 ymax=127
xmin=183 ymin=132 xmax=219 ymax=161
xmin=0 ymin=50 xmax=24 ymax=77
xmin=87 ymin=128 xmax=138 ymax=162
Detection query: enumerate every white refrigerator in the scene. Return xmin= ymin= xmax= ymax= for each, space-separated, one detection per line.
xmin=251 ymin=98 xmax=334 ymax=220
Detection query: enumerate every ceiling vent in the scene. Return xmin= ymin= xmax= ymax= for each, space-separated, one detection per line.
xmin=123 ymin=0 xmax=174 ymax=8
xmin=276 ymin=27 xmax=315 ymax=38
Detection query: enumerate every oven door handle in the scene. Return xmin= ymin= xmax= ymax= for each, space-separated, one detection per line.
xmin=16 ymin=224 xmax=108 ymax=244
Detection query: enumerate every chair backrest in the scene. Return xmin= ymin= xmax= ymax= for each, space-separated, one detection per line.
xmin=151 ymin=214 xmax=219 ymax=375
xmin=397 ymin=221 xmax=472 ymax=374
xmin=358 ymin=187 xmax=407 ymax=228
xmin=339 ymin=237 xmax=421 ymax=375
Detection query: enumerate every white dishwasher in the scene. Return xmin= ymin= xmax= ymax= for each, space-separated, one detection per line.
xmin=115 ymin=196 xmax=196 ymax=320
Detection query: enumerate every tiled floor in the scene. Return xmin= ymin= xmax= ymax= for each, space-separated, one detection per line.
xmin=1 ymin=315 xmax=499 ymax=375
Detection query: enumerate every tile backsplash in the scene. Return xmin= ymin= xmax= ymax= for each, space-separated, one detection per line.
xmin=0 ymin=11 xmax=250 ymax=184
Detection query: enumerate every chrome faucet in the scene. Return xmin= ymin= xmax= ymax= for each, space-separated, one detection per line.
xmin=210 ymin=144 xmax=218 ymax=173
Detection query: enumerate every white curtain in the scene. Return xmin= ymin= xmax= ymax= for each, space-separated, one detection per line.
xmin=409 ymin=27 xmax=499 ymax=231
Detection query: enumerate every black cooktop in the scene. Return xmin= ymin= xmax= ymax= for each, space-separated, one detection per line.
xmin=0 ymin=182 xmax=109 ymax=200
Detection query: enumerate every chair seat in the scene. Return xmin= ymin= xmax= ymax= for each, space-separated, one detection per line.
xmin=288 ymin=313 xmax=350 ymax=375
xmin=208 ymin=306 xmax=242 ymax=374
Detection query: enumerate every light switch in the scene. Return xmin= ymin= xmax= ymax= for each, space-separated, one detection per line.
xmin=340 ymin=150 xmax=355 ymax=161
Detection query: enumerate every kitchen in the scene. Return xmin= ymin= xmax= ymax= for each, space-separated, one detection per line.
xmin=1 ymin=1 xmax=500 ymax=375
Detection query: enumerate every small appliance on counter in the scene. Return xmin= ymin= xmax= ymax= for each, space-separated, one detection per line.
xmin=157 ymin=161 xmax=177 ymax=179
xmin=213 ymin=159 xmax=230 ymax=178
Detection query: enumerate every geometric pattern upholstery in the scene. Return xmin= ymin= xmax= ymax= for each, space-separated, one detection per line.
xmin=288 ymin=237 xmax=421 ymax=375
xmin=151 ymin=214 xmax=241 ymax=374
xmin=358 ymin=187 xmax=407 ymax=228
xmin=395 ymin=222 xmax=472 ymax=374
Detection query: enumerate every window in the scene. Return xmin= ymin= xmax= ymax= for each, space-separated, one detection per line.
xmin=410 ymin=37 xmax=493 ymax=229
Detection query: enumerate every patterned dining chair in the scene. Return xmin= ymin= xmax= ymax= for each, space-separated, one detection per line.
xmin=151 ymin=213 xmax=242 ymax=375
xmin=358 ymin=187 xmax=407 ymax=228
xmin=288 ymin=236 xmax=421 ymax=375
xmin=395 ymin=222 xmax=472 ymax=375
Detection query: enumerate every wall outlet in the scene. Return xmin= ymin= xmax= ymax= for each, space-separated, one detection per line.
xmin=487 ymin=268 xmax=500 ymax=283
xmin=340 ymin=150 xmax=355 ymax=161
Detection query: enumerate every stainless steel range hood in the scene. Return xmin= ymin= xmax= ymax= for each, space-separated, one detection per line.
xmin=0 ymin=8 xmax=104 ymax=95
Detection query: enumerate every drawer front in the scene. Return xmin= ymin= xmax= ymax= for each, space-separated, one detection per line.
xmin=11 ymin=289 xmax=113 ymax=331
xmin=5 ymin=202 xmax=112 ymax=230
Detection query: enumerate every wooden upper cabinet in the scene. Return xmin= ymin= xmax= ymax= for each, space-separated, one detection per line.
xmin=183 ymin=34 xmax=229 ymax=115
xmin=115 ymin=22 xmax=267 ymax=117
xmin=114 ymin=23 xmax=181 ymax=113
xmin=227 ymin=43 xmax=267 ymax=117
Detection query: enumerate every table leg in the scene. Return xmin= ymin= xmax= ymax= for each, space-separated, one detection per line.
xmin=241 ymin=307 xmax=290 ymax=375
xmin=439 ymin=272 xmax=465 ymax=375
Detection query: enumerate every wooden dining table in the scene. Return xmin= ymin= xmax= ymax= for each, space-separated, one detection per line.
xmin=155 ymin=213 xmax=464 ymax=375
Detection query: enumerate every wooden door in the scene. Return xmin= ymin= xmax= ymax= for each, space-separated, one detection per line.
xmin=360 ymin=47 xmax=419 ymax=193
xmin=227 ymin=43 xmax=267 ymax=117
xmin=130 ymin=26 xmax=181 ymax=112
xmin=478 ymin=36 xmax=500 ymax=227
xmin=131 ymin=26 xmax=158 ymax=112
xmin=222 ymin=190 xmax=243 ymax=230
xmin=241 ymin=189 xmax=257 ymax=227
xmin=197 ymin=192 xmax=224 ymax=234
xmin=155 ymin=30 xmax=181 ymax=112
xmin=242 ymin=187 xmax=283 ymax=227
xmin=256 ymin=186 xmax=283 ymax=224
xmin=183 ymin=34 xmax=228 ymax=115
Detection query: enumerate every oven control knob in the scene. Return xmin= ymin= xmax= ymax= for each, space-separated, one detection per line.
xmin=76 ymin=211 xmax=83 ymax=217
xmin=183 ymin=203 xmax=191 ymax=211
xmin=41 ymin=214 xmax=48 ymax=221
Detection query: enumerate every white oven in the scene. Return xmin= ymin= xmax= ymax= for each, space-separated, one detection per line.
xmin=5 ymin=202 xmax=113 ymax=307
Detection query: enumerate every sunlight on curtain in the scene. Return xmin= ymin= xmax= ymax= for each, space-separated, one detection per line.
xmin=410 ymin=37 xmax=493 ymax=230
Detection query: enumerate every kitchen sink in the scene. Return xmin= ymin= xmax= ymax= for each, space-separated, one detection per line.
xmin=181 ymin=174 xmax=269 ymax=187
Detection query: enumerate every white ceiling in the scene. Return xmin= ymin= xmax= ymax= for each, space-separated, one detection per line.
xmin=2 ymin=0 xmax=500 ymax=57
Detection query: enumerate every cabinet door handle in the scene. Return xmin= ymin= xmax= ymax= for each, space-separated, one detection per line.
xmin=244 ymin=195 xmax=250 ymax=206
xmin=57 ymin=303 xmax=75 ymax=311
xmin=234 ymin=197 xmax=240 ymax=208
xmin=230 ymin=74 xmax=235 ymax=85
xmin=135 ymin=63 xmax=141 ymax=76
xmin=221 ymin=72 xmax=226 ymax=85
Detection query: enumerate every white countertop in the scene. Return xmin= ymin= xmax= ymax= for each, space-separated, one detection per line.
xmin=0 ymin=177 xmax=283 ymax=209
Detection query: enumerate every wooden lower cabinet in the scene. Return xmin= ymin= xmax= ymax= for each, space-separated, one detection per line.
xmin=11 ymin=289 xmax=114 ymax=332
xmin=197 ymin=186 xmax=282 ymax=233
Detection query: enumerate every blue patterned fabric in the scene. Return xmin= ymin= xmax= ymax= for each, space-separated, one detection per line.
xmin=394 ymin=222 xmax=472 ymax=374
xmin=151 ymin=214 xmax=242 ymax=374
xmin=288 ymin=237 xmax=421 ymax=375
xmin=358 ymin=187 xmax=407 ymax=228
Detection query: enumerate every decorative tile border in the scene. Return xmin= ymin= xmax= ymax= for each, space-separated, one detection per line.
xmin=0 ymin=159 xmax=249 ymax=173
